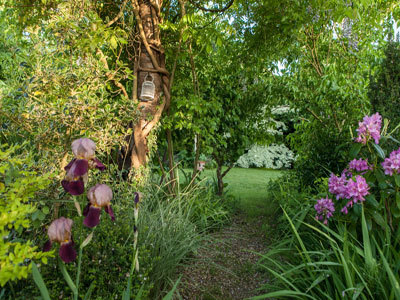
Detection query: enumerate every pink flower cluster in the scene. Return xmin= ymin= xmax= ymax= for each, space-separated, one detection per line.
xmin=328 ymin=173 xmax=348 ymax=200
xmin=382 ymin=147 xmax=400 ymax=176
xmin=349 ymin=158 xmax=370 ymax=172
xmin=315 ymin=196 xmax=335 ymax=224
xmin=328 ymin=173 xmax=370 ymax=214
xmin=355 ymin=112 xmax=382 ymax=144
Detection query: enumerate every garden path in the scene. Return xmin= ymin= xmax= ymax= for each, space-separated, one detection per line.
xmin=177 ymin=213 xmax=272 ymax=300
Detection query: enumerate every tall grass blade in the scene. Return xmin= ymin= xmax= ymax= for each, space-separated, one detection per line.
xmin=31 ymin=262 xmax=51 ymax=300
xmin=282 ymin=208 xmax=311 ymax=264
xmin=361 ymin=206 xmax=375 ymax=271
xmin=249 ymin=290 xmax=317 ymax=299
xmin=83 ymin=281 xmax=96 ymax=300
xmin=338 ymin=250 xmax=354 ymax=289
xmin=162 ymin=277 xmax=181 ymax=300
xmin=374 ymin=238 xmax=400 ymax=299
xmin=260 ymin=266 xmax=299 ymax=291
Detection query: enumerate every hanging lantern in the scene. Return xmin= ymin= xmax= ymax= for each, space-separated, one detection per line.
xmin=140 ymin=73 xmax=155 ymax=102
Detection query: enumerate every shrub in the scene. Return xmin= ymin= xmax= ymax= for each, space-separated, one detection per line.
xmin=0 ymin=144 xmax=52 ymax=287
xmin=369 ymin=34 xmax=400 ymax=139
xmin=7 ymin=164 xmax=229 ymax=299
xmin=258 ymin=112 xmax=400 ymax=299
xmin=236 ymin=144 xmax=295 ymax=169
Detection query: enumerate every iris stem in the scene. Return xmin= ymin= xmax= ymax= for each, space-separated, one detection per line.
xmin=74 ymin=247 xmax=83 ymax=300
xmin=74 ymin=194 xmax=85 ymax=300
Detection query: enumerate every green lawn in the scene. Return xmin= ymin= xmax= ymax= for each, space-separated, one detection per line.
xmin=182 ymin=167 xmax=284 ymax=218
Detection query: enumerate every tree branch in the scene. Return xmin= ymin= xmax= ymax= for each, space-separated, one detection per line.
xmin=106 ymin=0 xmax=129 ymax=27
xmin=222 ymin=163 xmax=234 ymax=178
xmin=188 ymin=0 xmax=234 ymax=13
xmin=97 ymin=49 xmax=129 ymax=99
xmin=132 ymin=0 xmax=169 ymax=75
xmin=306 ymin=107 xmax=326 ymax=126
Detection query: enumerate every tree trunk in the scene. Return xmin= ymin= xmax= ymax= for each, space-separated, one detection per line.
xmin=213 ymin=155 xmax=224 ymax=196
xmin=215 ymin=158 xmax=224 ymax=196
xmin=166 ymin=128 xmax=176 ymax=192
xmin=192 ymin=134 xmax=200 ymax=179
xmin=129 ymin=0 xmax=170 ymax=170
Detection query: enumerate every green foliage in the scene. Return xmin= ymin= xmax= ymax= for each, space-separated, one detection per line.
xmin=0 ymin=2 xmax=137 ymax=166
xmin=278 ymin=16 xmax=382 ymax=185
xmin=189 ymin=168 xmax=284 ymax=219
xmin=257 ymin=210 xmax=400 ymax=299
xmin=7 ymin=167 xmax=229 ymax=298
xmin=163 ymin=13 xmax=274 ymax=186
xmin=369 ymin=33 xmax=400 ymax=138
xmin=0 ymin=144 xmax=52 ymax=287
xmin=259 ymin=115 xmax=400 ymax=299
xmin=233 ymin=0 xmax=394 ymax=187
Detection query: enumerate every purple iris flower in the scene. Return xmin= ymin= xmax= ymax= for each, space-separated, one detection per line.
xmin=62 ymin=138 xmax=105 ymax=195
xmin=43 ymin=217 xmax=77 ymax=263
xmin=83 ymin=184 xmax=114 ymax=228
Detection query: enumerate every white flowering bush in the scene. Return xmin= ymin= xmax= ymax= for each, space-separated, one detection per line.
xmin=236 ymin=144 xmax=295 ymax=169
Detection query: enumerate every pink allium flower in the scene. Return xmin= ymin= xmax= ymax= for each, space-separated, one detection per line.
xmin=349 ymin=158 xmax=370 ymax=172
xmin=355 ymin=112 xmax=382 ymax=144
xmin=43 ymin=217 xmax=77 ymax=263
xmin=382 ymin=148 xmax=400 ymax=176
xmin=315 ymin=196 xmax=335 ymax=224
xmin=83 ymin=184 xmax=114 ymax=228
xmin=328 ymin=173 xmax=349 ymax=200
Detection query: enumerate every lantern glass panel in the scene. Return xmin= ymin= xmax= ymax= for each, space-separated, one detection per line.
xmin=140 ymin=73 xmax=155 ymax=101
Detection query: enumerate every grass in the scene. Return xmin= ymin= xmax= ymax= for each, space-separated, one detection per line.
xmin=181 ymin=167 xmax=284 ymax=218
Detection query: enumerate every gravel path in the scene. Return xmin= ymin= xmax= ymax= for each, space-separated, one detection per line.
xmin=177 ymin=214 xmax=271 ymax=300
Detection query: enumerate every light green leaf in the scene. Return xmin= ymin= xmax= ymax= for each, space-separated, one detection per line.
xmin=59 ymin=260 xmax=78 ymax=295
xmin=32 ymin=262 xmax=51 ymax=300
xmin=81 ymin=232 xmax=94 ymax=249
xmin=371 ymin=143 xmax=385 ymax=159
xmin=110 ymin=36 xmax=118 ymax=49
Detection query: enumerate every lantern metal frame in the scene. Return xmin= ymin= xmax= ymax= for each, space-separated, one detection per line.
xmin=140 ymin=72 xmax=155 ymax=102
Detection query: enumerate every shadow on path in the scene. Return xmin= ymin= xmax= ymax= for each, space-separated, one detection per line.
xmin=177 ymin=214 xmax=271 ymax=300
